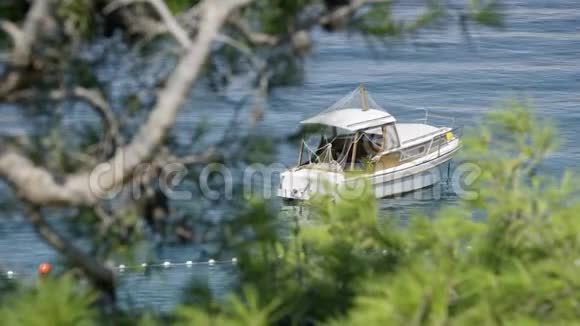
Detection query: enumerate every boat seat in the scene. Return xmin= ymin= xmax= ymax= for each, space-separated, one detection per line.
xmin=374 ymin=152 xmax=402 ymax=171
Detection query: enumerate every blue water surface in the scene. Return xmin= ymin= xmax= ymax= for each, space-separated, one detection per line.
xmin=0 ymin=0 xmax=578 ymax=312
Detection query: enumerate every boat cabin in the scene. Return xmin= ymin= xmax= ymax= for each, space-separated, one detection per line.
xmin=295 ymin=86 xmax=455 ymax=173
xmin=280 ymin=85 xmax=460 ymax=200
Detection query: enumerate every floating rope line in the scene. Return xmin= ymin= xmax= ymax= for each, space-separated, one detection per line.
xmin=3 ymin=270 xmax=15 ymax=280
xmin=0 ymin=258 xmax=239 ymax=280
xmin=116 ymin=257 xmax=238 ymax=272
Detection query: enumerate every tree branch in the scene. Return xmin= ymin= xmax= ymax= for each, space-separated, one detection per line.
xmin=105 ymin=0 xmax=194 ymax=48
xmin=163 ymin=146 xmax=217 ymax=166
xmin=63 ymin=87 xmax=124 ymax=150
xmin=0 ymin=20 xmax=25 ymax=61
xmin=227 ymin=15 xmax=278 ymax=46
xmin=0 ymin=0 xmax=55 ymax=97
xmin=147 ymin=0 xmax=192 ymax=48
xmin=7 ymin=87 xmax=124 ymax=151
xmin=319 ymin=0 xmax=392 ymax=26
xmin=26 ymin=207 xmax=115 ymax=298
xmin=0 ymin=0 xmax=253 ymax=207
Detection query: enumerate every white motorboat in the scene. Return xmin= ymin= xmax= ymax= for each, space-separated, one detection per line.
xmin=278 ymin=85 xmax=461 ymax=200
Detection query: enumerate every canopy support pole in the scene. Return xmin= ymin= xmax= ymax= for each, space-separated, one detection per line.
xmin=350 ymin=132 xmax=359 ymax=170
xmin=360 ymin=84 xmax=368 ymax=111
xmin=381 ymin=125 xmax=388 ymax=151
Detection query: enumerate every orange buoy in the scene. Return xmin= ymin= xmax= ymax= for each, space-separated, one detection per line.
xmin=38 ymin=263 xmax=52 ymax=276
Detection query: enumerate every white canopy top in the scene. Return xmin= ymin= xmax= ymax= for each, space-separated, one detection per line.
xmin=300 ymin=108 xmax=396 ymax=132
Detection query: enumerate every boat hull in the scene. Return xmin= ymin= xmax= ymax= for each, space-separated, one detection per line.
xmin=278 ymin=139 xmax=459 ymax=201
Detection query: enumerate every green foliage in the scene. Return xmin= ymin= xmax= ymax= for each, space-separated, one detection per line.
xmin=0 ymin=276 xmax=97 ymax=326
xmin=0 ymin=0 xmax=560 ymax=323
xmin=225 ymin=183 xmax=404 ymax=323
xmin=352 ymin=0 xmax=502 ymax=38
xmin=0 ymin=278 xmax=18 ymax=304
xmin=184 ymin=101 xmax=579 ymax=325
xmin=5 ymin=101 xmax=579 ymax=325
xmin=352 ymin=4 xmax=405 ymax=37
xmin=253 ymin=0 xmax=315 ymax=35
xmin=165 ymin=0 xmax=201 ymax=14
xmin=240 ymin=134 xmax=277 ymax=164
xmin=0 ymin=1 xmax=28 ymax=22
xmin=469 ymin=0 xmax=504 ymax=28
xmin=174 ymin=287 xmax=281 ymax=326
xmin=329 ymin=102 xmax=580 ymax=325
xmin=58 ymin=0 xmax=96 ymax=38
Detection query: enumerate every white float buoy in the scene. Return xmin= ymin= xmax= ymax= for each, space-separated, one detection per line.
xmin=231 ymin=257 xmax=238 ymax=264
xmin=141 ymin=263 xmax=147 ymax=268
xmin=163 ymin=261 xmax=171 ymax=268
xmin=186 ymin=260 xmax=193 ymax=267
xmin=6 ymin=271 xmax=14 ymax=279
xmin=118 ymin=264 xmax=126 ymax=271
xmin=208 ymin=259 xmax=215 ymax=266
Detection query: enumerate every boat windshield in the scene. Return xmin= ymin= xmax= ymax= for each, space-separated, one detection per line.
xmin=299 ymin=127 xmax=387 ymax=170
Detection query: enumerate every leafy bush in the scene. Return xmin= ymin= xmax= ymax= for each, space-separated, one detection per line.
xmin=225 ymin=101 xmax=580 ymax=325
xmin=0 ymin=276 xmax=97 ymax=326
xmin=4 ymin=102 xmax=580 ymax=325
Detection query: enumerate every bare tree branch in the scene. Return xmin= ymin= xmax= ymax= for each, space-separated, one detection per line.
xmin=5 ymin=87 xmax=123 ymax=154
xmin=163 ymin=146 xmax=217 ymax=166
xmin=63 ymin=87 xmax=123 ymax=151
xmin=0 ymin=0 xmax=388 ymax=206
xmin=0 ymin=0 xmax=56 ymax=97
xmin=320 ymin=0 xmax=392 ymax=26
xmin=105 ymin=0 xmax=194 ymax=48
xmin=11 ymin=0 xmax=53 ymax=65
xmin=26 ymin=207 xmax=115 ymax=298
xmin=0 ymin=0 xmax=253 ymax=207
xmin=0 ymin=20 xmax=25 ymax=60
xmin=227 ymin=15 xmax=279 ymax=46
xmin=147 ymin=0 xmax=192 ymax=48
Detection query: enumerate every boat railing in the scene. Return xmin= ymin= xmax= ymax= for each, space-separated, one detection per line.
xmin=400 ymin=126 xmax=463 ymax=162
xmin=417 ymin=107 xmax=456 ymax=127
xmin=402 ymin=107 xmax=456 ymax=128
xmin=400 ymin=128 xmax=447 ymax=146
xmin=435 ymin=126 xmax=463 ymax=158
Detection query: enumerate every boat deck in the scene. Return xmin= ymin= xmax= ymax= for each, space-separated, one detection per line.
xmin=396 ymin=123 xmax=440 ymax=144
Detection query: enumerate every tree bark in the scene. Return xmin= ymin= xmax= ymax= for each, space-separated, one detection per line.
xmin=26 ymin=208 xmax=116 ymax=300
xmin=0 ymin=0 xmax=56 ymax=97
xmin=0 ymin=0 xmax=252 ymax=207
